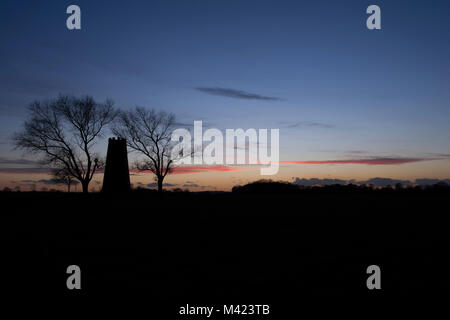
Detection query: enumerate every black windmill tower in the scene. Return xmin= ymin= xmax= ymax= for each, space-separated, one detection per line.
xmin=102 ymin=137 xmax=131 ymax=192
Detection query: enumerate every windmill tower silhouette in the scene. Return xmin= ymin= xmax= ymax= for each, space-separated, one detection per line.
xmin=102 ymin=137 xmax=131 ymax=192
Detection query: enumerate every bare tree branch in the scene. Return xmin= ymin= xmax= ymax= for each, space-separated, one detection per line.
xmin=13 ymin=95 xmax=117 ymax=193
xmin=112 ymin=107 xmax=179 ymax=192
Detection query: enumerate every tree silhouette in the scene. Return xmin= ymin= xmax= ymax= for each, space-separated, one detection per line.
xmin=13 ymin=95 xmax=116 ymax=193
xmin=112 ymin=107 xmax=177 ymax=192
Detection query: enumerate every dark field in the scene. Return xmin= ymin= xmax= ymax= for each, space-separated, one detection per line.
xmin=3 ymin=187 xmax=450 ymax=310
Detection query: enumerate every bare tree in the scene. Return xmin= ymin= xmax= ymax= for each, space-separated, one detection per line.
xmin=112 ymin=107 xmax=177 ymax=193
xmin=13 ymin=95 xmax=116 ymax=193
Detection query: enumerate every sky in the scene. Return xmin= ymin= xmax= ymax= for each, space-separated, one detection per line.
xmin=1 ymin=0 xmax=450 ymax=191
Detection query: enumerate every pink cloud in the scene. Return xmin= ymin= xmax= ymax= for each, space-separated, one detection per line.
xmin=131 ymin=165 xmax=243 ymax=175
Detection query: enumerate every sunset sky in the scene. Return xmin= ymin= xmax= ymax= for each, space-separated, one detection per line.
xmin=1 ymin=0 xmax=450 ymax=191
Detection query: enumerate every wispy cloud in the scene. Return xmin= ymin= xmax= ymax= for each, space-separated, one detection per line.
xmin=195 ymin=87 xmax=281 ymax=101
xmin=146 ymin=182 xmax=177 ymax=187
xmin=424 ymin=152 xmax=450 ymax=158
xmin=292 ymin=177 xmax=450 ymax=187
xmin=293 ymin=178 xmax=348 ymax=186
xmin=16 ymin=178 xmax=79 ymax=185
xmin=0 ymin=157 xmax=46 ymax=174
xmin=293 ymin=177 xmax=450 ymax=187
xmin=172 ymin=165 xmax=243 ymax=174
xmin=0 ymin=165 xmax=245 ymax=177
xmin=0 ymin=157 xmax=42 ymax=165
xmin=356 ymin=177 xmax=412 ymax=187
xmin=130 ymin=165 xmax=243 ymax=175
xmin=281 ymin=157 xmax=440 ymax=166
xmin=0 ymin=167 xmax=105 ymax=174
xmin=183 ymin=183 xmax=199 ymax=187
xmin=0 ymin=167 xmax=50 ymax=174
xmin=173 ymin=120 xmax=213 ymax=129
xmin=278 ymin=121 xmax=335 ymax=129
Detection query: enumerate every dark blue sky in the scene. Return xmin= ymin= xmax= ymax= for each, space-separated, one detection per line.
xmin=1 ymin=0 xmax=450 ymax=185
